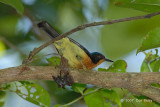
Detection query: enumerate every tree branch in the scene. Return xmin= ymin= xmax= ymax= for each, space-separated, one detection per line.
xmin=0 ymin=66 xmax=160 ymax=102
xmin=25 ymin=11 xmax=160 ymax=63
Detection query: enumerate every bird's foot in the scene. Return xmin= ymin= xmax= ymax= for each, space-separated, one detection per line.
xmin=53 ymin=56 xmax=74 ymax=88
xmin=19 ymin=65 xmax=30 ymax=74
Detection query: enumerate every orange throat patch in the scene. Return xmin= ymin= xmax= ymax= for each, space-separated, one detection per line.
xmin=77 ymin=55 xmax=105 ymax=70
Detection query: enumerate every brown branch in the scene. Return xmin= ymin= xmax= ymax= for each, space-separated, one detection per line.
xmin=142 ymin=86 xmax=160 ymax=103
xmin=25 ymin=11 xmax=160 ymax=63
xmin=0 ymin=66 xmax=160 ymax=102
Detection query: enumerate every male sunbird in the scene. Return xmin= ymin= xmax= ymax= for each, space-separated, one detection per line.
xmin=38 ymin=21 xmax=113 ymax=70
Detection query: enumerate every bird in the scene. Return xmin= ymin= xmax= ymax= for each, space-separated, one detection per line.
xmin=38 ymin=21 xmax=113 ymax=70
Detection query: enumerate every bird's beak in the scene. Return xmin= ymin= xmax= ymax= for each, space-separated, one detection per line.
xmin=105 ymin=58 xmax=114 ymax=62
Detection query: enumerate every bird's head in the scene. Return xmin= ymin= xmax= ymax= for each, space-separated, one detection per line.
xmin=91 ymin=52 xmax=113 ymax=64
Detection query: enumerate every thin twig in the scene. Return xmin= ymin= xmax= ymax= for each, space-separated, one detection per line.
xmin=147 ymin=62 xmax=153 ymax=72
xmin=26 ymin=11 xmax=160 ymax=63
xmin=61 ymin=88 xmax=102 ymax=107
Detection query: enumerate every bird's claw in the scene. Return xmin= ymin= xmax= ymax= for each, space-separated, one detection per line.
xmin=52 ymin=72 xmax=73 ymax=89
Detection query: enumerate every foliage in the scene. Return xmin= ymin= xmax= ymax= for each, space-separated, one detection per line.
xmin=114 ymin=0 xmax=160 ymax=12
xmin=98 ymin=60 xmax=127 ymax=73
xmin=1 ymin=81 xmax=51 ymax=107
xmin=84 ymin=88 xmax=120 ymax=107
xmin=0 ymin=0 xmax=24 ymax=15
xmin=47 ymin=56 xmax=61 ymax=66
xmin=141 ymin=51 xmax=160 ymax=72
xmin=137 ymin=28 xmax=160 ymax=53
xmin=0 ymin=0 xmax=160 ymax=107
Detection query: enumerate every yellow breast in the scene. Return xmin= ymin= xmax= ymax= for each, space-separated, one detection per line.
xmin=54 ymin=38 xmax=88 ymax=68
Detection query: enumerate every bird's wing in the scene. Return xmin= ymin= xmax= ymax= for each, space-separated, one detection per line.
xmin=68 ymin=37 xmax=91 ymax=58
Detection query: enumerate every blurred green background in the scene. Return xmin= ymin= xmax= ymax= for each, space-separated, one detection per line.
xmin=0 ymin=0 xmax=160 ymax=107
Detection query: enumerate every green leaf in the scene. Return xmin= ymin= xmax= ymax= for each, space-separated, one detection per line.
xmin=47 ymin=56 xmax=61 ymax=66
xmin=101 ymin=89 xmax=121 ymax=107
xmin=0 ymin=91 xmax=6 ymax=99
xmin=84 ymin=88 xmax=111 ymax=107
xmin=2 ymin=81 xmax=51 ymax=107
xmin=151 ymin=83 xmax=160 ymax=88
xmin=141 ymin=51 xmax=160 ymax=72
xmin=0 ymin=0 xmax=24 ymax=15
xmin=137 ymin=27 xmax=160 ymax=53
xmin=153 ymin=59 xmax=160 ymax=72
xmin=0 ymin=91 xmax=6 ymax=107
xmin=98 ymin=60 xmax=127 ymax=73
xmin=84 ymin=88 xmax=121 ymax=107
xmin=72 ymin=83 xmax=86 ymax=95
xmin=114 ymin=0 xmax=160 ymax=12
xmin=18 ymin=84 xmax=51 ymax=107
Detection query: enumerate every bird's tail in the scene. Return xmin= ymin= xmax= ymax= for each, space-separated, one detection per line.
xmin=37 ymin=21 xmax=60 ymax=38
